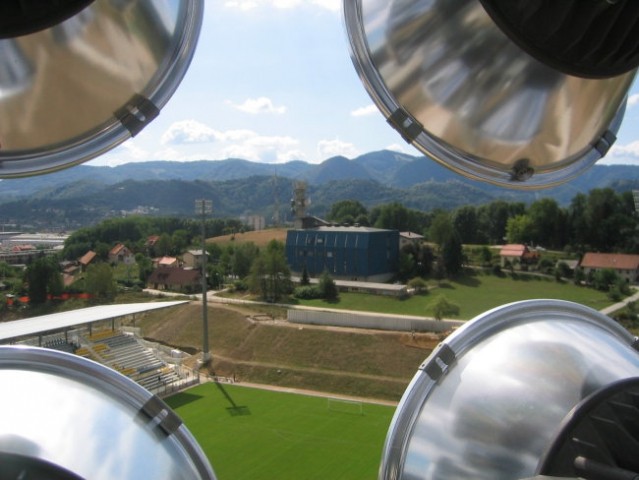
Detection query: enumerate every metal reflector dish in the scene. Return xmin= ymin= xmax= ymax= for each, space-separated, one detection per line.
xmin=380 ymin=300 xmax=639 ymax=479
xmin=343 ymin=0 xmax=637 ymax=189
xmin=0 ymin=346 xmax=216 ymax=479
xmin=0 ymin=0 xmax=203 ymax=178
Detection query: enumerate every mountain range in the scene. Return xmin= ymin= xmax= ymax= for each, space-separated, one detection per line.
xmin=1 ymin=150 xmax=638 ymax=229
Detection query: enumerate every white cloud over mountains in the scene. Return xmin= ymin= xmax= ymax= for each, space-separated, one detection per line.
xmin=228 ymin=97 xmax=287 ymax=115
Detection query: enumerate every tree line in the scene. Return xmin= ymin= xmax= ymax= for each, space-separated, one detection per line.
xmin=326 ymin=187 xmax=638 ymax=254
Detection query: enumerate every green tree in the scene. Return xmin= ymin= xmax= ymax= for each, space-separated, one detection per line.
xmin=25 ymin=256 xmax=60 ymax=305
xmin=248 ymin=240 xmax=291 ymax=302
xmin=232 ymin=242 xmax=260 ymax=279
xmin=397 ymin=251 xmax=416 ymax=282
xmin=479 ymin=246 xmax=493 ymax=267
xmin=156 ymin=233 xmax=172 ymax=257
xmin=528 ymin=198 xmax=566 ymax=248
xmin=506 ymin=214 xmax=535 ymax=245
xmin=441 ymin=233 xmax=464 ymax=277
xmin=327 ymin=200 xmax=368 ymax=225
xmin=428 ymin=211 xmax=454 ymax=247
xmin=453 ymin=206 xmax=484 ymax=244
xmin=135 ymin=253 xmax=154 ymax=283
xmin=592 ymin=268 xmax=620 ymax=292
xmin=371 ymin=202 xmax=424 ymax=231
xmin=566 ymin=193 xmax=589 ymax=250
xmin=85 ymin=263 xmax=117 ymax=302
xmin=300 ymin=266 xmax=310 ymax=286
xmin=318 ymin=270 xmax=339 ymax=301
xmin=171 ymin=229 xmax=190 ymax=255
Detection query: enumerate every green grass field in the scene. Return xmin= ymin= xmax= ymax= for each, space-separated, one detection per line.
xmin=166 ymin=383 xmax=395 ymax=480
xmin=299 ymin=272 xmax=613 ymax=319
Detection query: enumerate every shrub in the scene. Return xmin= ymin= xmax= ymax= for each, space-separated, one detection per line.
xmin=431 ymin=295 xmax=460 ymax=320
xmin=407 ymin=277 xmax=428 ymax=295
xmin=233 ymin=279 xmax=248 ymax=292
xmin=294 ymin=286 xmax=322 ymax=300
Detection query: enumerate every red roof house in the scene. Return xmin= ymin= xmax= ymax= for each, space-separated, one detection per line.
xmin=108 ymin=243 xmax=135 ymax=265
xmin=499 ymin=244 xmax=539 ymax=267
xmin=580 ymin=253 xmax=639 ymax=283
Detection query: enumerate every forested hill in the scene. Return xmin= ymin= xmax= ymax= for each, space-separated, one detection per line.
xmin=0 ymin=150 xmax=637 ymax=229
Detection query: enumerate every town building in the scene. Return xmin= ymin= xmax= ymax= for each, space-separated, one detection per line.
xmin=243 ymin=215 xmax=266 ymax=231
xmin=579 ymin=253 xmax=639 ymax=284
xmin=499 ymin=244 xmax=539 ymax=268
xmin=399 ymin=231 xmax=424 ymax=249
xmin=155 ymin=256 xmax=179 ymax=268
xmin=78 ymin=250 xmax=97 ymax=271
xmin=3 ymin=233 xmax=69 ymax=249
xmin=147 ymin=267 xmax=200 ymax=293
xmin=183 ymin=250 xmax=206 ymax=269
xmin=108 ymin=243 xmax=135 ymax=265
xmin=285 ymin=226 xmax=399 ymax=282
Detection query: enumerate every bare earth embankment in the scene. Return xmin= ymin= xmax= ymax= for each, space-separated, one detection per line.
xmin=133 ymin=302 xmax=445 ymax=402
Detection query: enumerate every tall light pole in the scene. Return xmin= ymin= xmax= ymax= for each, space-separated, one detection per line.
xmin=195 ymin=199 xmax=213 ymax=365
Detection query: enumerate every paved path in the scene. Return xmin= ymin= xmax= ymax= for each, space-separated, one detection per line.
xmin=599 ymin=288 xmax=639 ymax=315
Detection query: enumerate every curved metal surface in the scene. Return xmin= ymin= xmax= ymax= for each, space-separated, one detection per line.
xmin=0 ymin=346 xmax=216 ymax=479
xmin=0 ymin=0 xmax=203 ymax=178
xmin=379 ymin=299 xmax=639 ymax=480
xmin=344 ymin=0 xmax=636 ymax=189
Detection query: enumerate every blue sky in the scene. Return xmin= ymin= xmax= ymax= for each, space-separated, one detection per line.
xmin=91 ymin=0 xmax=639 ymax=168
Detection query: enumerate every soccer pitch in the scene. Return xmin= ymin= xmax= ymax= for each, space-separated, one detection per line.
xmin=166 ymin=383 xmax=396 ymax=480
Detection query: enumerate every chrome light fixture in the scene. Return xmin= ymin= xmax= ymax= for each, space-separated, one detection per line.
xmin=344 ymin=1 xmax=639 ymax=189
xmin=0 ymin=346 xmax=216 ymax=479
xmin=380 ymin=300 xmax=639 ymax=479
xmin=0 ymin=0 xmax=203 ymax=178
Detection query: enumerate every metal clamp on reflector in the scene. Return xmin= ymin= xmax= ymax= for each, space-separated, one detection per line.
xmin=0 ymin=0 xmax=203 ymax=178
xmin=380 ymin=299 xmax=639 ymax=480
xmin=343 ymin=0 xmax=639 ymax=189
xmin=0 ymin=346 xmax=216 ymax=479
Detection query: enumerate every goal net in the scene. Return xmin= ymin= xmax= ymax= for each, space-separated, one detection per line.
xmin=326 ymin=397 xmax=364 ymax=415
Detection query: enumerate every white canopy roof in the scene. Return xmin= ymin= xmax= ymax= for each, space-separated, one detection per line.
xmin=0 ymin=301 xmax=187 ymax=343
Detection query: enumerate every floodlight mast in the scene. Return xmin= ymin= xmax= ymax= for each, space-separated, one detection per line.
xmin=195 ymin=199 xmax=213 ymax=365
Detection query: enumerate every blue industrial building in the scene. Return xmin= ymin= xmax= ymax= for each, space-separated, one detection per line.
xmin=285 ymin=226 xmax=399 ymax=282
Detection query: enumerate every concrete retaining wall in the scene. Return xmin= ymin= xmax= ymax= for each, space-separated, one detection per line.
xmin=287 ymin=309 xmax=463 ymax=333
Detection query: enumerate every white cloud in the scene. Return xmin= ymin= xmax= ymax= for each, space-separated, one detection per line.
xmin=628 ymin=93 xmax=639 ymax=107
xmin=385 ymin=143 xmax=413 ymax=154
xmin=228 ymin=97 xmax=287 ymax=115
xmin=224 ymin=0 xmax=339 ymax=11
xmin=351 ymin=104 xmax=378 ymax=117
xmin=317 ymin=138 xmax=359 ymax=159
xmin=161 ymin=120 xmax=221 ymax=145
xmin=610 ymin=140 xmax=639 ymax=159
xmin=220 ymin=132 xmax=302 ymax=163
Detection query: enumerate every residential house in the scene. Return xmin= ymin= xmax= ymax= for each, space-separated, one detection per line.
xmin=145 ymin=235 xmax=160 ymax=248
xmin=579 ymin=253 xmax=639 ymax=284
xmin=183 ymin=249 xmax=206 ymax=270
xmin=155 ymin=256 xmax=178 ymax=268
xmin=108 ymin=243 xmax=135 ymax=265
xmin=78 ymin=250 xmax=96 ymax=271
xmin=399 ymin=231 xmax=424 ymax=250
xmin=499 ymin=244 xmax=539 ymax=268
xmin=147 ymin=267 xmax=200 ymax=293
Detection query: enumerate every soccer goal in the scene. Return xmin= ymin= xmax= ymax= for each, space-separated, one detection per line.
xmin=326 ymin=397 xmax=364 ymax=415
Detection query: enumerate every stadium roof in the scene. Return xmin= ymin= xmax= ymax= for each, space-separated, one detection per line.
xmin=0 ymin=301 xmax=187 ymax=343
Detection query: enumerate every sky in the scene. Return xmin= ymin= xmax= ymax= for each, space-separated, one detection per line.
xmin=91 ymin=0 xmax=639 ymax=168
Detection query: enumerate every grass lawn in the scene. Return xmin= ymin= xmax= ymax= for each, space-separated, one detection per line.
xmin=166 ymin=383 xmax=394 ymax=480
xmin=299 ymin=272 xmax=613 ymax=320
